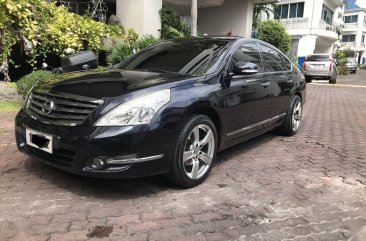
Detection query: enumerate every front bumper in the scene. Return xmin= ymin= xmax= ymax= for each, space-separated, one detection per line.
xmin=15 ymin=110 xmax=177 ymax=178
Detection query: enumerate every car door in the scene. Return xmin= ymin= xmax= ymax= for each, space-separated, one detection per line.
xmin=259 ymin=44 xmax=293 ymax=117
xmin=219 ymin=42 xmax=273 ymax=139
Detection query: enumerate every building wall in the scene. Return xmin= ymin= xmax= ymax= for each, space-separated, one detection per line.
xmin=198 ymin=0 xmax=254 ymax=37
xmin=116 ymin=0 xmax=162 ymax=38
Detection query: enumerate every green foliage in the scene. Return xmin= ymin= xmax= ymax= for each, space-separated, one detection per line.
xmin=257 ymin=20 xmax=291 ymax=53
xmin=125 ymin=29 xmax=139 ymax=45
xmin=335 ymin=50 xmax=350 ymax=75
xmin=16 ymin=70 xmax=53 ymax=97
xmin=135 ymin=35 xmax=160 ymax=51
xmin=0 ymin=0 xmax=123 ymax=81
xmin=160 ymin=4 xmax=190 ymax=39
xmin=107 ymin=42 xmax=134 ymax=66
xmin=107 ymin=35 xmax=160 ymax=66
xmin=253 ymin=3 xmax=277 ymax=31
xmin=0 ymin=101 xmax=22 ymax=112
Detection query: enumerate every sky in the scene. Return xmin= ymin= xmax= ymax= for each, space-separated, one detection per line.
xmin=355 ymin=0 xmax=366 ymax=8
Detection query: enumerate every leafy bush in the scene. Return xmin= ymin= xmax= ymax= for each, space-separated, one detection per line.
xmin=135 ymin=35 xmax=160 ymax=51
xmin=107 ymin=43 xmax=134 ymax=66
xmin=16 ymin=70 xmax=53 ymax=98
xmin=335 ymin=50 xmax=350 ymax=75
xmin=257 ymin=20 xmax=291 ymax=53
xmin=0 ymin=0 xmax=123 ymax=81
xmin=160 ymin=5 xmax=190 ymax=39
xmin=107 ymin=35 xmax=160 ymax=66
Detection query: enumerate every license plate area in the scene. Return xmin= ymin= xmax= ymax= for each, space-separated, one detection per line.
xmin=311 ymin=64 xmax=324 ymax=68
xmin=26 ymin=128 xmax=53 ymax=154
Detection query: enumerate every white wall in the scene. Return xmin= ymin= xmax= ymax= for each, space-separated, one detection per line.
xmin=116 ymin=0 xmax=162 ymax=38
xmin=198 ymin=0 xmax=254 ymax=37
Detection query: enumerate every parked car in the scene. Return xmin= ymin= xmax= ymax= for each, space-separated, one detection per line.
xmin=15 ymin=37 xmax=306 ymax=187
xmin=302 ymin=54 xmax=337 ymax=84
xmin=345 ymin=57 xmax=357 ymax=74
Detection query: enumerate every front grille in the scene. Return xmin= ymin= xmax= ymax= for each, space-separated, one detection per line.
xmin=27 ymin=90 xmax=101 ymax=126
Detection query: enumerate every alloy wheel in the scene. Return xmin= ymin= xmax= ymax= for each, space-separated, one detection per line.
xmin=292 ymin=101 xmax=302 ymax=132
xmin=182 ymin=124 xmax=215 ymax=180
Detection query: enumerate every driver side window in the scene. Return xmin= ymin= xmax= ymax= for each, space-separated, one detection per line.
xmin=232 ymin=43 xmax=264 ymax=73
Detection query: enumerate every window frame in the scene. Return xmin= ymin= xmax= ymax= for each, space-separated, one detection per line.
xmin=322 ymin=5 xmax=334 ymax=24
xmin=342 ymin=34 xmax=356 ymax=42
xmin=344 ymin=15 xmax=358 ymax=23
xmin=276 ymin=2 xmax=305 ymax=19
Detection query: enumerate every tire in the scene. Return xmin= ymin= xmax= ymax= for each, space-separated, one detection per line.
xmin=278 ymin=95 xmax=302 ymax=136
xmin=329 ymin=78 xmax=336 ymax=84
xmin=166 ymin=115 xmax=218 ymax=188
xmin=353 ymin=69 xmax=357 ymax=74
xmin=305 ymin=77 xmax=312 ymax=83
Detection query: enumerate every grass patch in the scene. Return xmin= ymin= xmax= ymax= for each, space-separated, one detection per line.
xmin=0 ymin=101 xmax=22 ymax=112
xmin=5 ymin=82 xmax=17 ymax=89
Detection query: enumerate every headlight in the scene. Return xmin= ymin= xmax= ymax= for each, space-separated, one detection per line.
xmin=24 ymin=86 xmax=35 ymax=109
xmin=94 ymin=89 xmax=171 ymax=126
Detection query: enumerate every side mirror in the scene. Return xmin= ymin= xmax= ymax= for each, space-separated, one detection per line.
xmin=233 ymin=62 xmax=258 ymax=75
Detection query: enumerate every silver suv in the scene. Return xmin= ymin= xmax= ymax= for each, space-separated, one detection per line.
xmin=302 ymin=54 xmax=337 ymax=84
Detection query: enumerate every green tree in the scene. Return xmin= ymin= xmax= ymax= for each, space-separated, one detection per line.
xmin=159 ymin=4 xmax=190 ymax=39
xmin=257 ymin=20 xmax=291 ymax=53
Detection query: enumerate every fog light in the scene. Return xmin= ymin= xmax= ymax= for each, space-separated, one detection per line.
xmin=90 ymin=158 xmax=105 ymax=170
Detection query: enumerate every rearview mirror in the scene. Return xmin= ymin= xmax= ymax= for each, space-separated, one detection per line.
xmin=233 ymin=62 xmax=258 ymax=75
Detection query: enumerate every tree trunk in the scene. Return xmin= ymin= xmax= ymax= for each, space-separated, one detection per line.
xmin=191 ymin=0 xmax=197 ymax=36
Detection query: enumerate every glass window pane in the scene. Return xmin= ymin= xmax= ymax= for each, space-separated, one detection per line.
xmin=297 ymin=3 xmax=304 ymax=18
xmin=281 ymin=5 xmax=289 ymax=19
xmin=342 ymin=35 xmax=348 ymax=42
xmin=349 ymin=35 xmax=356 ymax=42
xmin=232 ymin=43 xmax=264 ymax=73
xmin=260 ymin=44 xmax=285 ymax=72
xmin=289 ymin=4 xmax=297 ymax=18
xmin=274 ymin=5 xmax=281 ymax=19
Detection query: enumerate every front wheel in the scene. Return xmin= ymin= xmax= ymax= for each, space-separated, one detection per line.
xmin=278 ymin=95 xmax=302 ymax=136
xmin=166 ymin=115 xmax=218 ymax=188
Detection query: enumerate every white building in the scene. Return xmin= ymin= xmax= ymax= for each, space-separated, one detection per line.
xmin=340 ymin=0 xmax=366 ymax=64
xmin=261 ymin=0 xmax=344 ymax=66
xmin=115 ymin=0 xmax=275 ymax=38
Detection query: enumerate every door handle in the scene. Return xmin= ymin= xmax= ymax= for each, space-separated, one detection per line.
xmin=261 ymin=82 xmax=270 ymax=87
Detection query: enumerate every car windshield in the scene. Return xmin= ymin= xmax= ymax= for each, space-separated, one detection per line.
xmin=117 ymin=40 xmax=230 ymax=76
xmin=307 ymin=55 xmax=331 ymax=61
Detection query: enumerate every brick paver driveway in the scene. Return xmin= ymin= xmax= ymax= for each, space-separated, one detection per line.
xmin=1 ymin=76 xmax=366 ymax=241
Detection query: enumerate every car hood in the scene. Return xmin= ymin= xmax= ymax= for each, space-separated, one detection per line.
xmin=37 ymin=69 xmax=195 ymax=99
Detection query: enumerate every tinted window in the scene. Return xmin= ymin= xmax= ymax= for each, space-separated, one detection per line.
xmin=259 ymin=45 xmax=285 ymax=72
xmin=118 ymin=40 xmax=229 ymax=76
xmin=306 ymin=55 xmax=331 ymax=61
xmin=282 ymin=56 xmax=292 ymax=70
xmin=344 ymin=15 xmax=358 ymax=23
xmin=342 ymin=34 xmax=356 ymax=42
xmin=232 ymin=43 xmax=264 ymax=73
xmin=277 ymin=2 xmax=304 ymax=19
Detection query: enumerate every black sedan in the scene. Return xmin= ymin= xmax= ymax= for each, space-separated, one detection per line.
xmin=15 ymin=37 xmax=306 ymax=187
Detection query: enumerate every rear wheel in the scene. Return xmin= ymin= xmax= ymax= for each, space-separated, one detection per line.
xmin=305 ymin=77 xmax=312 ymax=83
xmin=166 ymin=115 xmax=218 ymax=188
xmin=329 ymin=77 xmax=336 ymax=84
xmin=278 ymin=95 xmax=302 ymax=136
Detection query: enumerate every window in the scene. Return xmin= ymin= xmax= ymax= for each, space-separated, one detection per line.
xmin=259 ymin=45 xmax=285 ymax=72
xmin=344 ymin=15 xmax=358 ymax=23
xmin=281 ymin=56 xmax=292 ymax=71
xmin=118 ymin=40 xmax=229 ymax=76
xmin=342 ymin=35 xmax=356 ymax=42
xmin=275 ymin=2 xmax=304 ymax=19
xmin=232 ymin=43 xmax=264 ymax=73
xmin=322 ymin=5 xmax=333 ymax=24
xmin=362 ymin=35 xmax=365 ymax=43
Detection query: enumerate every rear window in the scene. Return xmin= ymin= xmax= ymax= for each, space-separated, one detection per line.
xmin=306 ymin=55 xmax=331 ymax=61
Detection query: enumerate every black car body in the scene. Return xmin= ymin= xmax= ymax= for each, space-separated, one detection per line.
xmin=15 ymin=37 xmax=306 ymax=187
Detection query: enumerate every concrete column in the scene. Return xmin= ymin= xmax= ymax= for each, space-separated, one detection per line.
xmin=298 ymin=35 xmax=317 ymax=57
xmin=198 ymin=0 xmax=254 ymax=37
xmin=116 ymin=0 xmax=162 ymax=38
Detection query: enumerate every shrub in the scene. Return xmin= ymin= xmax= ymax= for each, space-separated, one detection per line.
xmin=16 ymin=70 xmax=53 ymax=98
xmin=107 ymin=43 xmax=134 ymax=66
xmin=257 ymin=20 xmax=291 ymax=53
xmin=0 ymin=0 xmax=123 ymax=81
xmin=107 ymin=35 xmax=160 ymax=66
xmin=135 ymin=35 xmax=160 ymax=51
xmin=160 ymin=5 xmax=190 ymax=39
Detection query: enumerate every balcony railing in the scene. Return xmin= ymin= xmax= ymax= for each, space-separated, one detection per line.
xmin=280 ymin=18 xmax=309 ymax=29
xmin=319 ymin=19 xmax=337 ymax=32
xmin=341 ymin=42 xmax=356 ymax=47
